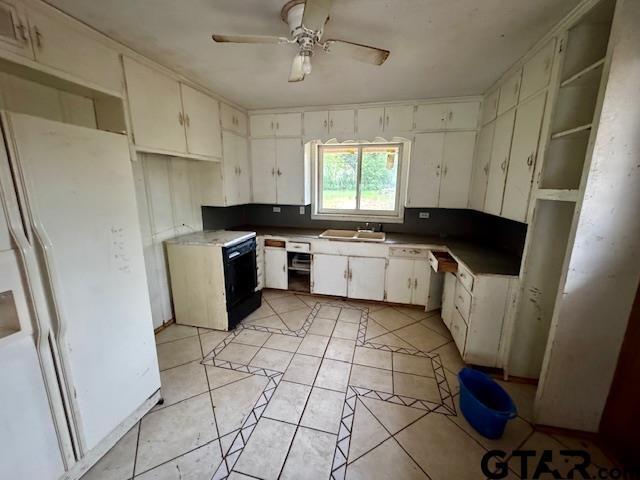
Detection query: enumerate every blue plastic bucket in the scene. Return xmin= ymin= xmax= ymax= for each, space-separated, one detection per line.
xmin=458 ymin=368 xmax=517 ymax=439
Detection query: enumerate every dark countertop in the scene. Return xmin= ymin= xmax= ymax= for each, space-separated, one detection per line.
xmin=231 ymin=225 xmax=521 ymax=276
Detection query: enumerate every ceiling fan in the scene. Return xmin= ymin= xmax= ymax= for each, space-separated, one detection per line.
xmin=212 ymin=0 xmax=390 ymax=82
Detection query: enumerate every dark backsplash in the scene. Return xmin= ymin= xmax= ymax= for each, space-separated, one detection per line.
xmin=202 ymin=205 xmax=527 ymax=257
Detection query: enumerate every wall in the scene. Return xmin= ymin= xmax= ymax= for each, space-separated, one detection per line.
xmin=202 ymin=204 xmax=527 ymax=257
xmin=132 ymin=153 xmax=205 ymax=328
xmin=535 ymin=0 xmax=640 ymax=432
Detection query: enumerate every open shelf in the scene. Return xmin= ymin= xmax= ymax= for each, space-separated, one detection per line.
xmin=540 ymin=133 xmax=589 ymax=190
xmin=536 ymin=189 xmax=579 ymax=202
xmin=551 ymin=124 xmax=592 ymax=140
xmin=560 ymin=58 xmax=605 ymax=88
xmin=0 ymin=290 xmax=21 ymax=341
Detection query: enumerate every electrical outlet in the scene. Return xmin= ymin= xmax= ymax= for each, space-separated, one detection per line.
xmin=273 ymin=206 xmax=281 ymax=213
xmin=299 ymin=206 xmax=305 ymax=215
xmin=419 ymin=212 xmax=430 ymax=219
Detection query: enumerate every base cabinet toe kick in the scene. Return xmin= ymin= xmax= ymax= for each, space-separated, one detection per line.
xmin=257 ymin=234 xmax=519 ymax=369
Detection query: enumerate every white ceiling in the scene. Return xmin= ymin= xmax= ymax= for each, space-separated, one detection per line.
xmin=46 ymin=0 xmax=581 ymax=110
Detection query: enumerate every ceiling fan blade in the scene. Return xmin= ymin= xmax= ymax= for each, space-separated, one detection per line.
xmin=324 ymin=39 xmax=390 ymax=65
xmin=212 ymin=34 xmax=289 ymax=44
xmin=289 ymin=54 xmax=306 ymax=82
xmin=302 ymin=0 xmax=332 ymax=32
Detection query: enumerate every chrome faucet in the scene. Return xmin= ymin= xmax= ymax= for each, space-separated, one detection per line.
xmin=358 ymin=222 xmax=382 ymax=233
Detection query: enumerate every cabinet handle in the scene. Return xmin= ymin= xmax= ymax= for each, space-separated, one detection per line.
xmin=501 ymin=159 xmax=507 ymax=171
xmin=277 ymin=169 xmax=282 ymax=176
xmin=276 ymin=122 xmax=280 ymax=130
xmin=282 ymin=265 xmax=286 ymax=272
xmin=443 ymin=165 xmax=448 ymax=176
xmin=330 ymin=119 xmax=334 ymax=128
xmin=16 ymin=23 xmax=28 ymax=42
xmin=33 ymin=26 xmax=43 ymax=49
xmin=271 ymin=167 xmax=275 ymax=176
xmin=385 ymin=115 xmax=390 ymax=126
xmin=178 ymin=112 xmax=184 ymax=125
xmin=238 ymin=167 xmax=242 ymax=174
xmin=323 ymin=119 xmax=328 ymax=128
xmin=379 ymin=116 xmax=383 ymax=127
xmin=349 ymin=269 xmax=353 ymax=280
xmin=526 ymin=153 xmax=535 ymax=167
xmin=448 ymin=111 xmax=453 ymax=122
xmin=407 ymin=278 xmax=412 ymax=289
xmin=185 ymin=114 xmax=191 ymax=127
xmin=271 ymin=121 xmax=274 ymax=130
xmin=414 ymin=278 xmax=418 ymax=289
xmin=483 ymin=164 xmax=489 ymax=175
xmin=436 ymin=165 xmax=441 ymax=177
xmin=343 ymin=269 xmax=347 ymax=279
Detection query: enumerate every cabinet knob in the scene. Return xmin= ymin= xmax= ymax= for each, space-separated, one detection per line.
xmin=33 ymin=26 xmax=43 ymax=49
xmin=501 ymin=159 xmax=507 ymax=171
xmin=16 ymin=23 xmax=28 ymax=42
xmin=526 ymin=154 xmax=535 ymax=167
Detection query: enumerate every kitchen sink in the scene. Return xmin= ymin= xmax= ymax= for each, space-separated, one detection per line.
xmin=319 ymin=229 xmax=386 ymax=242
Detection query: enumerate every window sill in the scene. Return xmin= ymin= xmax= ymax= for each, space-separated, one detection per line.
xmin=311 ymin=212 xmax=404 ymax=224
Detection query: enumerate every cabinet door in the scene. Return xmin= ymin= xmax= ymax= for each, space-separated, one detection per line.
xmin=236 ymin=135 xmax=251 ymax=204
xmin=412 ymin=259 xmax=430 ymax=306
xmin=484 ymin=109 xmax=516 ymax=215
xmin=356 ymin=107 xmax=384 ymax=136
xmin=406 ymin=133 xmax=444 ymax=208
xmin=251 ymin=139 xmax=277 ymax=204
xmin=348 ymin=257 xmax=386 ymax=301
xmin=220 ymin=103 xmax=246 ymax=134
xmin=222 ymin=131 xmax=239 ymax=205
xmin=385 ymin=258 xmax=414 ymax=304
xmin=520 ymin=39 xmax=555 ymax=100
xmin=384 ymin=105 xmax=414 ymax=132
xmin=264 ymin=247 xmax=288 ymax=289
xmin=497 ymin=70 xmax=522 ymax=116
xmin=329 ymin=109 xmax=355 ymax=137
xmin=481 ymin=89 xmax=499 ymax=126
xmin=303 ymin=110 xmax=328 ymax=137
xmin=275 ymin=113 xmax=302 ymax=137
xmin=441 ymin=272 xmax=456 ymax=328
xmin=235 ymin=111 xmax=248 ymax=136
xmin=502 ymin=92 xmax=546 ymax=222
xmin=29 ymin=9 xmax=122 ymax=93
xmin=250 ymin=114 xmax=274 ymax=137
xmin=124 ymin=57 xmax=187 ymax=154
xmin=468 ymin=122 xmax=495 ymax=210
xmin=181 ymin=84 xmax=222 ymax=158
xmin=439 ymin=131 xmax=476 ymax=208
xmin=0 ymin=1 xmax=33 ymax=58
xmin=312 ymin=254 xmax=348 ymax=297
xmin=447 ymin=102 xmax=480 ymax=130
xmin=414 ymin=104 xmax=447 ymax=131
xmin=276 ymin=138 xmax=304 ymax=205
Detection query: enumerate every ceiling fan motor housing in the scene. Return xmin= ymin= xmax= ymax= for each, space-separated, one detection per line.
xmin=281 ymin=1 xmax=323 ymax=44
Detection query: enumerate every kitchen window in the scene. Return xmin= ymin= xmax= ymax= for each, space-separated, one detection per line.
xmin=313 ymin=142 xmax=406 ymax=221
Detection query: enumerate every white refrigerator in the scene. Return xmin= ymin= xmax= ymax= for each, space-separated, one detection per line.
xmin=0 ymin=112 xmax=160 ymax=478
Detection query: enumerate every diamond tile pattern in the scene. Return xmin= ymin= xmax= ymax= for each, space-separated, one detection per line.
xmin=93 ymin=290 xmax=610 ymax=480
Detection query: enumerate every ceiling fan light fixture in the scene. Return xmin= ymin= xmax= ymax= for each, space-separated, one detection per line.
xmin=302 ymin=53 xmax=312 ymax=74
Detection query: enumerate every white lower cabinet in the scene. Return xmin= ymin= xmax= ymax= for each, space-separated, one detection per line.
xmin=348 ymin=257 xmax=386 ymax=301
xmin=441 ymin=272 xmax=457 ymax=328
xmin=311 ymin=254 xmax=385 ymax=301
xmin=312 ymin=254 xmax=348 ymax=297
xmin=385 ymin=257 xmax=430 ymax=306
xmin=264 ymin=247 xmax=288 ymax=290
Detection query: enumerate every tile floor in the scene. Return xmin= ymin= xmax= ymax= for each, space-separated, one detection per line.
xmin=83 ymin=290 xmax=616 ymax=480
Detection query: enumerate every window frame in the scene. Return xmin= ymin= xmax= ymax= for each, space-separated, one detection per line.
xmin=311 ymin=139 xmax=409 ymax=223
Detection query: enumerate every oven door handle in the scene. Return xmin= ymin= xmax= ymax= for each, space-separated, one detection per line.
xmin=228 ymin=251 xmax=242 ymax=259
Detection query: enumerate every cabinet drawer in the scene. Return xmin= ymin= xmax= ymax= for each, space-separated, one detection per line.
xmin=287 ymin=241 xmax=310 ymax=253
xmin=457 ymin=263 xmax=474 ymax=292
xmin=454 ymin=281 xmax=472 ymax=323
xmin=389 ymin=246 xmax=428 ymax=258
xmin=428 ymin=250 xmax=458 ymax=273
xmin=451 ymin=308 xmax=468 ymax=355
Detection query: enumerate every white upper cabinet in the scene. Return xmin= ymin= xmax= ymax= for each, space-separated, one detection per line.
xmin=406 ymin=132 xmax=444 ymax=208
xmin=356 ymin=107 xmax=384 ymax=136
xmin=303 ymin=110 xmax=329 ymax=137
xmin=481 ymin=90 xmax=499 ymax=126
xmin=497 ymin=70 xmax=522 ymax=115
xmin=414 ymin=104 xmax=448 ymax=131
xmin=28 ymin=8 xmax=122 ymax=93
xmin=250 ymin=138 xmax=277 ymax=204
xmin=484 ymin=109 xmax=516 ymax=215
xmin=384 ymin=105 xmax=414 ymax=132
xmin=520 ymin=39 xmax=556 ymax=100
xmin=222 ymin=131 xmax=250 ymax=205
xmin=447 ymin=102 xmax=480 ymax=130
xmin=275 ymin=113 xmax=302 ymax=136
xmin=220 ymin=103 xmax=247 ymax=135
xmin=0 ymin=1 xmax=33 ymax=58
xmin=276 ymin=138 xmax=305 ymax=205
xmin=124 ymin=57 xmax=187 ymax=154
xmin=502 ymin=92 xmax=547 ymax=222
xmin=414 ymin=102 xmax=479 ymax=131
xmin=180 ymin=84 xmax=222 ymax=159
xmin=236 ymin=136 xmax=251 ymax=204
xmin=328 ymin=110 xmax=355 ymax=137
xmin=468 ymin=121 xmax=495 ymax=211
xmin=250 ymin=113 xmax=302 ymax=137
xmin=439 ymin=131 xmax=476 ymax=208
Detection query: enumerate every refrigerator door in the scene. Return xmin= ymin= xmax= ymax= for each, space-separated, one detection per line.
xmin=3 ymin=112 xmax=160 ymax=452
